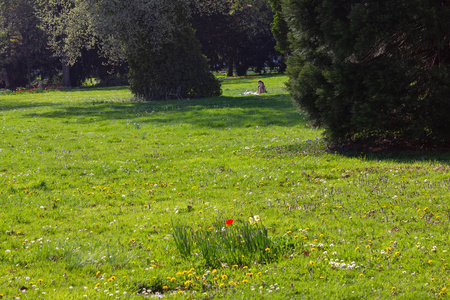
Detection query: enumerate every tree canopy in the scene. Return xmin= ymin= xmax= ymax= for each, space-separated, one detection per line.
xmin=284 ymin=0 xmax=450 ymax=145
xmin=0 ymin=0 xmax=50 ymax=89
xmin=1 ymin=0 xmax=224 ymax=98
xmin=190 ymin=0 xmax=278 ymax=76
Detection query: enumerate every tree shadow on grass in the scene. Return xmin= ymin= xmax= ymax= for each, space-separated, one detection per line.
xmin=257 ymin=137 xmax=327 ymax=158
xmin=264 ymin=138 xmax=450 ymax=165
xmin=0 ymin=86 xmax=130 ymax=112
xmin=23 ymin=94 xmax=306 ymax=129
xmin=335 ymin=147 xmax=450 ymax=165
xmin=0 ymin=100 xmax=59 ymax=112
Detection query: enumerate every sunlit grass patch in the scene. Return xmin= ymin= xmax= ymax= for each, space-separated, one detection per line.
xmin=1 ymin=74 xmax=450 ymax=299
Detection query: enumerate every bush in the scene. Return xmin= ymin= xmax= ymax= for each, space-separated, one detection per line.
xmin=128 ymin=2 xmax=221 ymax=100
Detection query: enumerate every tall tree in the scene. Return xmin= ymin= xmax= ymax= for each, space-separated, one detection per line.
xmin=89 ymin=0 xmax=220 ymax=99
xmin=268 ymin=0 xmax=289 ymax=72
xmin=285 ymin=0 xmax=450 ymax=145
xmin=190 ymin=0 xmax=278 ymax=76
xmin=13 ymin=0 xmax=219 ymax=97
xmin=36 ymin=0 xmax=96 ymax=87
xmin=0 ymin=0 xmax=47 ymax=89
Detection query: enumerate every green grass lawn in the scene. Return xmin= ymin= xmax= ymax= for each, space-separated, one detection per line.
xmin=1 ymin=74 xmax=450 ymax=299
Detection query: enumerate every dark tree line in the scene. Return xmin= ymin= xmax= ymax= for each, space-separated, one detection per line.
xmin=0 ymin=0 xmax=283 ymax=95
xmin=0 ymin=0 xmax=50 ymax=89
xmin=190 ymin=0 xmax=279 ymax=76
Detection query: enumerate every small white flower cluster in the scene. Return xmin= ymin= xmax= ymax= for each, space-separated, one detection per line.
xmin=305 ymin=243 xmax=324 ymax=249
xmin=139 ymin=288 xmax=153 ymax=296
xmin=248 ymin=215 xmax=261 ymax=224
xmin=266 ymin=283 xmax=281 ymax=293
xmin=328 ymin=259 xmax=362 ymax=270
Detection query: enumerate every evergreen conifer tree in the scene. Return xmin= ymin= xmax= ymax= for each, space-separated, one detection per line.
xmin=284 ymin=0 xmax=450 ymax=145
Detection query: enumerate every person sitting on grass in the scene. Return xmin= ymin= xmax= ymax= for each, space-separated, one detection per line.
xmin=257 ymin=80 xmax=267 ymax=94
xmin=241 ymin=80 xmax=268 ymax=95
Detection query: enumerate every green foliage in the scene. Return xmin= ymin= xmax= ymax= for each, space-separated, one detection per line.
xmin=190 ymin=0 xmax=278 ymax=76
xmin=0 ymin=0 xmax=50 ymax=89
xmin=172 ymin=219 xmax=281 ymax=267
xmin=36 ymin=0 xmax=96 ymax=64
xmin=284 ymin=0 xmax=450 ymax=145
xmin=128 ymin=1 xmax=221 ymax=100
xmin=268 ymin=0 xmax=290 ymax=54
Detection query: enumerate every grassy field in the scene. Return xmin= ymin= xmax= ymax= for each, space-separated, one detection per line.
xmin=1 ymin=74 xmax=450 ymax=299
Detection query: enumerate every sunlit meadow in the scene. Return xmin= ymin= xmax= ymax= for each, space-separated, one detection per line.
xmin=1 ymin=74 xmax=450 ymax=299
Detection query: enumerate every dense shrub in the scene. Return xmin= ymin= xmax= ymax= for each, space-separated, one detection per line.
xmin=284 ymin=0 xmax=450 ymax=145
xmin=128 ymin=1 xmax=221 ymax=100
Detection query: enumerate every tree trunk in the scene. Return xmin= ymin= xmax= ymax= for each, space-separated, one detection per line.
xmin=1 ymin=68 xmax=9 ymax=89
xmin=278 ymin=53 xmax=287 ymax=73
xmin=62 ymin=61 xmax=71 ymax=88
xmin=227 ymin=59 xmax=233 ymax=77
xmin=3 ymin=66 xmax=15 ymax=90
xmin=27 ymin=56 xmax=31 ymax=88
